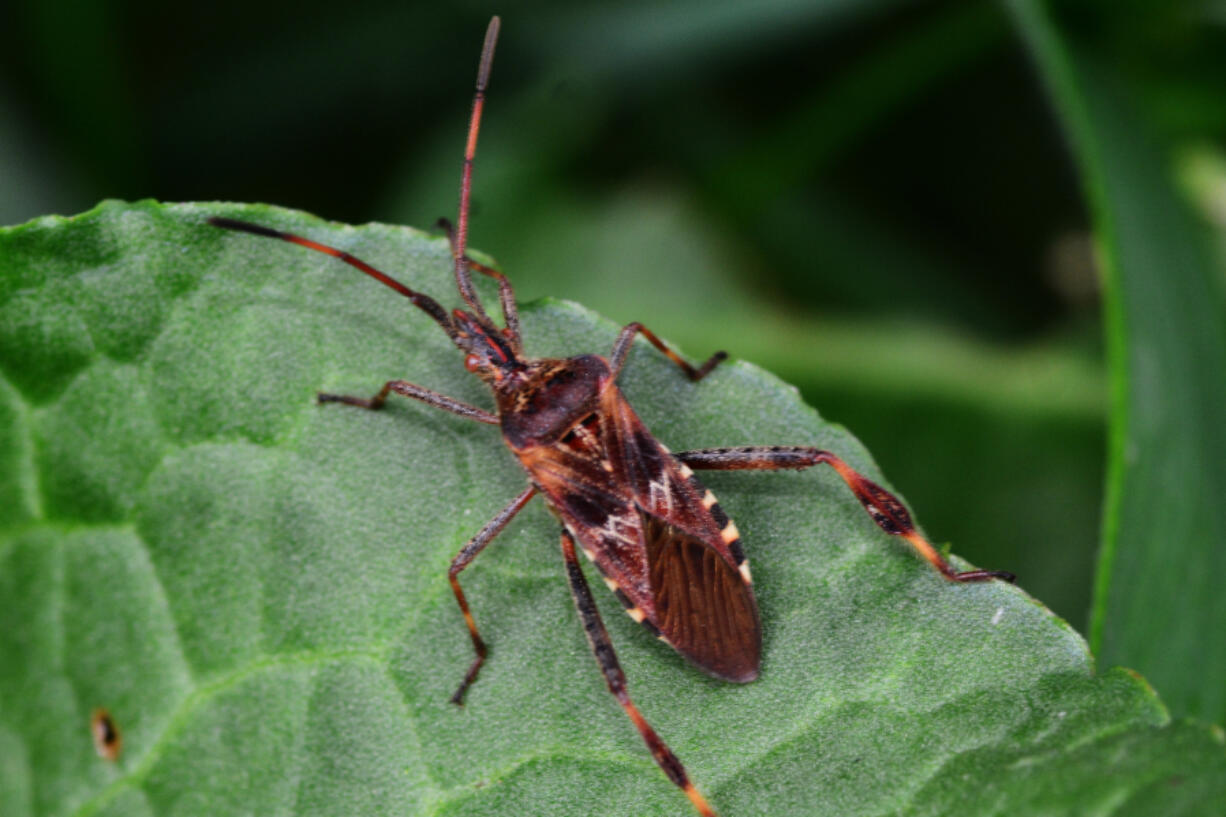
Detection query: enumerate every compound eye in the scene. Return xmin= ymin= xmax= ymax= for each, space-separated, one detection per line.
xmin=465 ymin=353 xmax=482 ymax=372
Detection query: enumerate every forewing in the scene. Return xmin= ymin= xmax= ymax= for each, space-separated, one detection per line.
xmin=596 ymin=384 xmax=761 ymax=681
xmin=603 ymin=384 xmax=736 ymax=542
xmin=524 ymin=383 xmax=762 ymax=682
xmin=644 ymin=514 xmax=761 ymax=682
xmin=521 ymin=418 xmax=653 ymax=598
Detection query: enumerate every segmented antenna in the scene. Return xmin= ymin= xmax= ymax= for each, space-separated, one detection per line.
xmin=452 ymin=16 xmax=501 ymax=320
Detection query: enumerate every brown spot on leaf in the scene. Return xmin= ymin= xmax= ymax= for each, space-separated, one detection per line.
xmin=91 ymin=708 xmax=122 ymax=761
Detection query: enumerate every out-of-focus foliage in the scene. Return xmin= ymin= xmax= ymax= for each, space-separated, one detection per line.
xmin=1010 ymin=0 xmax=1226 ymax=725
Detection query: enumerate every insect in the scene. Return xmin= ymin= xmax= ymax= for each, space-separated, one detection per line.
xmin=209 ymin=16 xmax=1014 ymax=816
xmin=91 ymin=708 xmax=121 ymax=761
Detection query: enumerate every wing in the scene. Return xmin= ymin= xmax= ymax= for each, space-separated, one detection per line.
xmin=643 ymin=513 xmax=760 ymax=682
xmin=602 ymin=383 xmax=738 ymax=547
xmin=552 ymin=499 xmax=760 ymax=683
xmin=518 ymin=413 xmax=654 ymax=596
xmin=518 ymin=384 xmax=761 ymax=682
xmin=601 ymin=384 xmax=761 ymax=682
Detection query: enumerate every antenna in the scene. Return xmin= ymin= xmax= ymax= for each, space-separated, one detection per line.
xmin=452 ymin=16 xmax=501 ymax=320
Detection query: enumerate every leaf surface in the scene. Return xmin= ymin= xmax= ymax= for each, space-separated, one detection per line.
xmin=1 ymin=200 xmax=1222 ymax=816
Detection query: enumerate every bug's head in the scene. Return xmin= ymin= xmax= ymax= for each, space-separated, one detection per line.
xmin=453 ymin=309 xmax=522 ymax=383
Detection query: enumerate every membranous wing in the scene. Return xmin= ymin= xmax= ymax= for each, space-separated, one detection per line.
xmin=643 ymin=513 xmax=760 ymax=682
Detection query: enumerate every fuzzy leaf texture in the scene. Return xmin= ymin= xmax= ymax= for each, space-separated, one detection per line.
xmin=1 ymin=201 xmax=1223 ymax=817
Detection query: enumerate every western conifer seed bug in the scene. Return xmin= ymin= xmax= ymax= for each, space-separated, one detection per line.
xmin=208 ymin=16 xmax=1015 ymax=816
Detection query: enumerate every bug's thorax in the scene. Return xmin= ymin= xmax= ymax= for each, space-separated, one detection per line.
xmin=492 ymin=354 xmax=612 ymax=451
xmin=449 ymin=308 xmax=613 ymax=450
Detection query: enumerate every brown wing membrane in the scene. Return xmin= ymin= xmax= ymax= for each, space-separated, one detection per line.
xmin=644 ymin=514 xmax=760 ymax=683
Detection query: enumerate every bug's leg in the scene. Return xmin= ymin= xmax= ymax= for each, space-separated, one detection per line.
xmin=318 ymin=380 xmax=498 ymax=424
xmin=447 ymin=486 xmax=537 ymax=704
xmin=560 ymin=529 xmax=718 ymax=817
xmin=675 ymin=446 xmax=1015 ymax=583
xmin=437 ymin=217 xmax=522 ymax=352
xmin=608 ymin=322 xmax=726 ymax=383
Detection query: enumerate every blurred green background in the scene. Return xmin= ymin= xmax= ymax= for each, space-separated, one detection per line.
xmin=3 ymin=0 xmax=1224 ymax=655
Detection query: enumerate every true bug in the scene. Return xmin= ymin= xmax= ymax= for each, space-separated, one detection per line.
xmin=209 ymin=16 xmax=1014 ymax=816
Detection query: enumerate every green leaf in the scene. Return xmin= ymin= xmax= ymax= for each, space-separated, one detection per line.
xmin=1008 ymin=0 xmax=1226 ymax=724
xmin=1 ymin=200 xmax=1223 ymax=816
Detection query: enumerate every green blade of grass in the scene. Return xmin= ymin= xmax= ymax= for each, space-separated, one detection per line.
xmin=1009 ymin=0 xmax=1226 ymax=723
